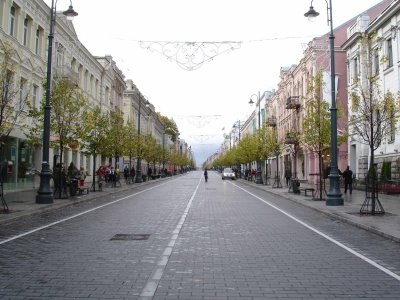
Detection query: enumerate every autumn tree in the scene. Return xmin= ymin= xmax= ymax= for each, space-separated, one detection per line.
xmin=0 ymin=42 xmax=29 ymax=177
xmin=123 ymin=118 xmax=138 ymax=173
xmin=28 ymin=78 xmax=86 ymax=167
xmin=265 ymin=126 xmax=284 ymax=187
xmin=302 ymin=71 xmax=333 ymax=199
xmin=103 ymin=107 xmax=127 ymax=168
xmin=157 ymin=113 xmax=179 ymax=142
xmin=142 ymin=133 xmax=160 ymax=176
xmin=80 ymin=106 xmax=110 ymax=191
xmin=26 ymin=77 xmax=86 ymax=197
xmin=236 ymin=133 xmax=257 ymax=176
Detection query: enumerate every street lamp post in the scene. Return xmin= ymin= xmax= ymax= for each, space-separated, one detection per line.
xmin=233 ymin=120 xmax=242 ymax=178
xmin=249 ymin=92 xmax=264 ymax=185
xmin=36 ymin=0 xmax=78 ymax=204
xmin=135 ymin=93 xmax=149 ymax=183
xmin=304 ymin=0 xmax=343 ymax=206
xmin=161 ymin=125 xmax=166 ymax=178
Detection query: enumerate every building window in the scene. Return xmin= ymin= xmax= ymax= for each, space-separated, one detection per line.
xmin=56 ymin=43 xmax=64 ymax=67
xmin=373 ymin=48 xmax=379 ymax=76
xmin=105 ymin=87 xmax=110 ymax=106
xmin=35 ymin=29 xmax=40 ymax=55
xmin=84 ymin=70 xmax=89 ymax=91
xmin=23 ymin=18 xmax=28 ymax=46
xmin=389 ymin=108 xmax=395 ymax=143
xmin=90 ymin=75 xmax=94 ymax=95
xmin=10 ymin=6 xmax=15 ymax=36
xmin=4 ymin=70 xmax=13 ymax=100
xmin=19 ymin=78 xmax=27 ymax=111
xmin=32 ymin=84 xmax=39 ymax=109
xmin=387 ymin=38 xmax=393 ymax=68
xmin=352 ymin=56 xmax=359 ymax=83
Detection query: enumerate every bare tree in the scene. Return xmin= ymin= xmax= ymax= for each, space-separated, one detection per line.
xmin=349 ymin=34 xmax=400 ymax=214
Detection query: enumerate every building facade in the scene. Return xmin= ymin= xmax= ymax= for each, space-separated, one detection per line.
xmin=212 ymin=0 xmax=394 ymax=186
xmin=343 ymin=0 xmax=400 ymax=180
xmin=264 ymin=0 xmax=393 ymax=185
xmin=0 ymin=0 xmax=182 ymax=191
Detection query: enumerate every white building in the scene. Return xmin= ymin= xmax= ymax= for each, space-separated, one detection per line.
xmin=343 ymin=0 xmax=400 ymax=180
xmin=0 ymin=0 xmax=127 ymax=190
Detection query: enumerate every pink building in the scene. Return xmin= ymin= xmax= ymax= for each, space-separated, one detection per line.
xmin=266 ymin=0 xmax=392 ymax=185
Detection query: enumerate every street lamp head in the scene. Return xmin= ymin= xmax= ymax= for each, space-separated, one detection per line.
xmin=304 ymin=5 xmax=319 ymax=21
xmin=63 ymin=2 xmax=78 ymax=21
xmin=248 ymin=98 xmax=255 ymax=106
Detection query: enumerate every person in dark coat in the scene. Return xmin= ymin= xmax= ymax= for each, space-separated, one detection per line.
xmin=284 ymin=169 xmax=292 ymax=187
xmin=342 ymin=166 xmax=353 ymax=194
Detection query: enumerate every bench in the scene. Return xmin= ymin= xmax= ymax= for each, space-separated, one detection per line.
xmin=303 ymin=188 xmax=315 ymax=196
xmin=78 ymin=185 xmax=90 ymax=195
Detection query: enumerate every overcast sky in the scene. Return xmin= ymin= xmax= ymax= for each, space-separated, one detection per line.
xmin=48 ymin=0 xmax=385 ymax=165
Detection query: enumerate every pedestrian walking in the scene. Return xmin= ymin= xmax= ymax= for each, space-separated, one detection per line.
xmin=204 ymin=169 xmax=208 ymax=182
xmin=79 ymin=166 xmax=86 ymax=187
xmin=284 ymin=168 xmax=292 ymax=187
xmin=123 ymin=165 xmax=129 ymax=180
xmin=342 ymin=166 xmax=353 ymax=194
xmin=97 ymin=166 xmax=105 ymax=190
xmin=109 ymin=166 xmax=116 ymax=187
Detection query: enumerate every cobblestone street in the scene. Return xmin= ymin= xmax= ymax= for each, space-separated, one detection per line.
xmin=0 ymin=171 xmax=399 ymax=299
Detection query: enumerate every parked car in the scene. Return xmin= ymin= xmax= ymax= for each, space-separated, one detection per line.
xmin=222 ymin=168 xmax=236 ymax=180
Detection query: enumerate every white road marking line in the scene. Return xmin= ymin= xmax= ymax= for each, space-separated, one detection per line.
xmin=233 ymin=183 xmax=400 ymax=282
xmin=139 ymin=176 xmax=202 ymax=299
xmin=0 ymin=182 xmax=170 ymax=245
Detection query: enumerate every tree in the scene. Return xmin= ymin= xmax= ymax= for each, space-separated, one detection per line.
xmin=349 ymin=34 xmax=400 ymax=214
xmin=236 ymin=133 xmax=257 ymax=174
xmin=123 ymin=118 xmax=138 ymax=173
xmin=80 ymin=106 xmax=110 ymax=191
xmin=258 ymin=125 xmax=273 ymax=183
xmin=302 ymin=70 xmax=347 ymax=199
xmin=27 ymin=77 xmax=87 ymax=198
xmin=142 ymin=133 xmax=159 ymax=175
xmin=157 ymin=113 xmax=179 ymax=142
xmin=103 ymin=107 xmax=127 ymax=167
xmin=265 ymin=126 xmax=283 ymax=187
xmin=0 ymin=43 xmax=29 ymax=175
xmin=302 ymin=71 xmax=333 ymax=199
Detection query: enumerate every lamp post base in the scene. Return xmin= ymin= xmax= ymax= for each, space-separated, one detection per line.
xmin=255 ymin=160 xmax=263 ymax=184
xmin=36 ymin=162 xmax=54 ymax=204
xmin=135 ymin=170 xmax=143 ymax=183
xmin=326 ymin=174 xmax=343 ymax=206
xmin=326 ymin=194 xmax=344 ymax=206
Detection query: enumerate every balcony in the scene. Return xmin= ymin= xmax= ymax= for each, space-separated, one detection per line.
xmin=266 ymin=116 xmax=277 ymax=127
xmin=54 ymin=65 xmax=79 ymax=85
xmin=285 ymin=132 xmax=299 ymax=144
xmin=285 ymin=137 xmax=297 ymax=144
xmin=286 ymin=96 xmax=300 ymax=110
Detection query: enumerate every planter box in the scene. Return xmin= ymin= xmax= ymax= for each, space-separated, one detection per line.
xmin=285 ymin=137 xmax=297 ymax=144
xmin=266 ymin=117 xmax=277 ymax=127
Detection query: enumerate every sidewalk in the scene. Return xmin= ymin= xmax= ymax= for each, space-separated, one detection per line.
xmin=240 ymin=178 xmax=400 ymax=242
xmin=1 ymin=176 xmax=399 ymax=243
xmin=0 ymin=178 xmax=156 ymax=225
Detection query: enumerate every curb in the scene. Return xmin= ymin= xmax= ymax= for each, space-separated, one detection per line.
xmin=239 ymin=179 xmax=400 ymax=243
